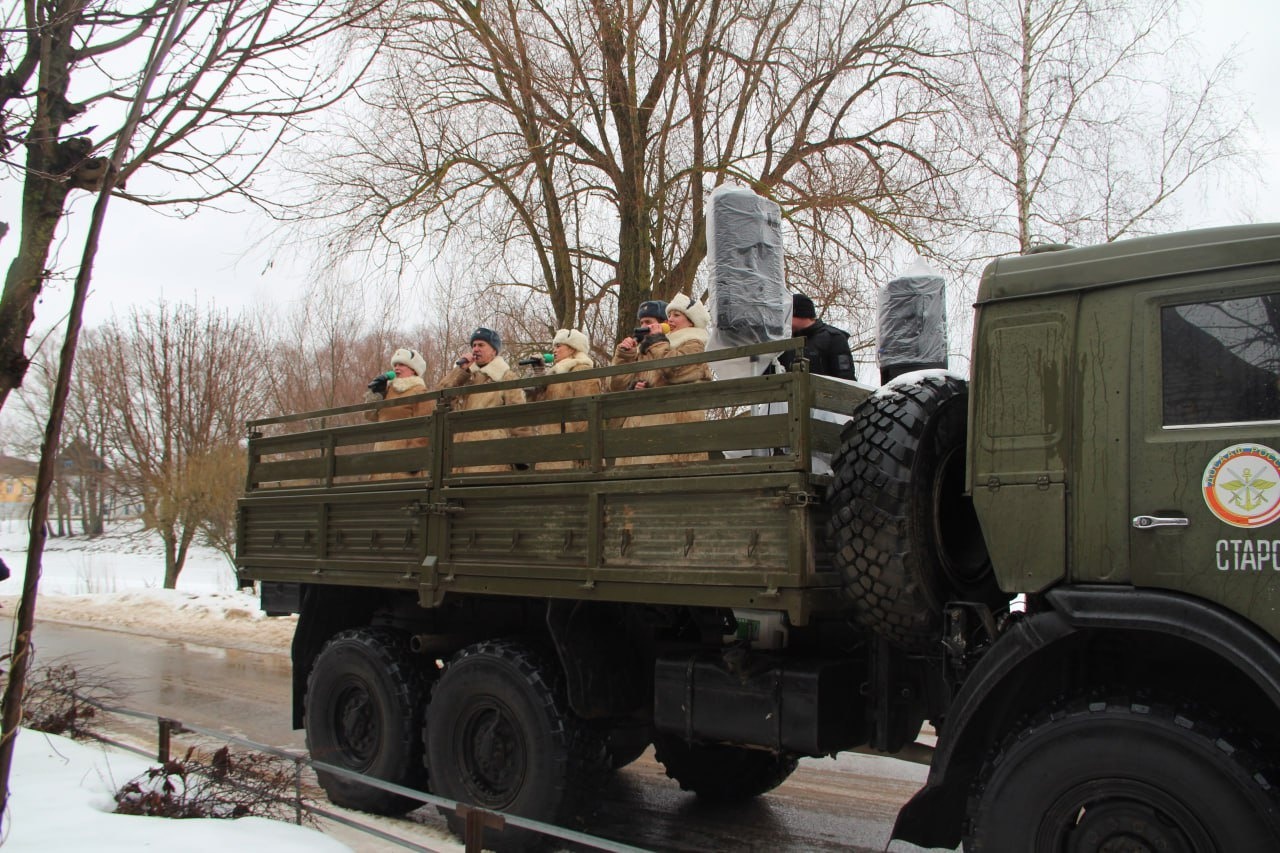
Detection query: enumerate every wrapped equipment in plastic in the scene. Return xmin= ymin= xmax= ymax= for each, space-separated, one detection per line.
xmin=706 ymin=186 xmax=790 ymax=379
xmin=877 ymin=259 xmax=947 ymax=381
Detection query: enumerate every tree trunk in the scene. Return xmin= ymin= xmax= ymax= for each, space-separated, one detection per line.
xmin=595 ymin=0 xmax=657 ymax=342
xmin=163 ymin=528 xmax=179 ymax=589
xmin=1014 ymin=0 xmax=1035 ymax=253
xmin=0 ymin=0 xmax=88 ymax=414
xmin=162 ymin=523 xmax=196 ymax=589
xmin=0 ymin=179 xmax=72 ymax=412
xmin=87 ymin=474 xmax=105 ymax=536
xmin=615 ymin=190 xmax=653 ymax=341
xmin=55 ymin=481 xmax=70 ymax=536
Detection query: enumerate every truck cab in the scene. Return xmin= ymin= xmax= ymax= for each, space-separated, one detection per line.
xmin=896 ymin=223 xmax=1280 ymax=849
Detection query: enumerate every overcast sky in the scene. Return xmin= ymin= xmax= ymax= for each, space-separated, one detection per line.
xmin=6 ymin=0 xmax=1279 ymax=333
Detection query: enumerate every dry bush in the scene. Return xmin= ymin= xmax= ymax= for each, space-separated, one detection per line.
xmin=13 ymin=660 xmax=120 ymax=739
xmin=115 ymin=744 xmax=307 ymax=823
xmin=0 ymin=657 xmax=305 ymax=822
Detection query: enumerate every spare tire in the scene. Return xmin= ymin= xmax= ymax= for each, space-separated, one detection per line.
xmin=827 ymin=374 xmax=1004 ymax=651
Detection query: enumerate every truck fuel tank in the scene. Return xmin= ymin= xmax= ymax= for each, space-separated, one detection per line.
xmin=654 ymin=652 xmax=864 ymax=755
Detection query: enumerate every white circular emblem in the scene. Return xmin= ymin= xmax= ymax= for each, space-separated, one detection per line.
xmin=1203 ymin=443 xmax=1280 ymax=529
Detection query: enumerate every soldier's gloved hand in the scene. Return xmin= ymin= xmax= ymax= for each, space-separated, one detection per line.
xmin=366 ymin=374 xmax=389 ymax=396
xmin=638 ymin=332 xmax=667 ymax=354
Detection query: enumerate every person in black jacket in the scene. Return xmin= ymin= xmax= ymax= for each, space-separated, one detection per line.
xmin=778 ymin=293 xmax=856 ymax=379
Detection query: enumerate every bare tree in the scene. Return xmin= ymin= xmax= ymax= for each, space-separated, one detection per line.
xmin=296 ymin=0 xmax=966 ymax=340
xmin=97 ymin=303 xmax=270 ymax=587
xmin=252 ymin=271 xmax=567 ymax=409
xmin=956 ymin=0 xmax=1251 ymax=252
xmin=182 ymin=441 xmax=247 ymax=565
xmin=254 ymin=274 xmax=453 ymax=412
xmin=60 ymin=330 xmax=118 ymax=535
xmin=256 ymin=277 xmax=386 ymax=414
xmin=0 ymin=0 xmax=387 ymax=414
xmin=14 ymin=331 xmax=119 ymax=535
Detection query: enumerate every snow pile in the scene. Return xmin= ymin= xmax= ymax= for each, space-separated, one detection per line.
xmin=5 ymin=728 xmax=349 ymax=852
xmin=15 ymin=590 xmax=298 ymax=653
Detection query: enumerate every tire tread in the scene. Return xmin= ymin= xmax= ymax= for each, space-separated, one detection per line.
xmin=428 ymin=638 xmax=608 ymax=850
xmin=828 ymin=374 xmax=974 ymax=649
xmin=305 ymin=627 xmax=430 ymax=815
xmin=964 ymin=692 xmax=1280 ymax=851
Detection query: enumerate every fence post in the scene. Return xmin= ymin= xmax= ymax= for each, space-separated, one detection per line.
xmin=458 ymin=803 xmax=505 ymax=853
xmin=294 ymin=756 xmax=304 ymax=825
xmin=157 ymin=719 xmax=173 ymax=763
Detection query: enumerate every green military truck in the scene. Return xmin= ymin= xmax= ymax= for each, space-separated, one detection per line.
xmin=237 ymin=223 xmax=1280 ymax=851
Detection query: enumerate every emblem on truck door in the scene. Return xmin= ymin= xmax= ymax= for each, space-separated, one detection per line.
xmin=1203 ymin=444 xmax=1280 ymax=528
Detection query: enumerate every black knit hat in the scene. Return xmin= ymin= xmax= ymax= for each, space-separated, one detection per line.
xmin=470 ymin=326 xmax=502 ymax=352
xmin=636 ymin=300 xmax=667 ymax=322
xmin=792 ymin=293 xmax=817 ymax=319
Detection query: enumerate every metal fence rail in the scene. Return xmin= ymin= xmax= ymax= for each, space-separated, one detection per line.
xmin=71 ymin=694 xmax=650 ymax=853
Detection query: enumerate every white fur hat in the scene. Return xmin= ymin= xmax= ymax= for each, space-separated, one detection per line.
xmin=667 ymin=293 xmax=709 ymax=329
xmin=551 ymin=328 xmax=590 ymax=354
xmin=391 ymin=347 xmax=427 ymax=377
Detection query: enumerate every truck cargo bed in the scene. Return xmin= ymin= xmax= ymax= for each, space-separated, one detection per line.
xmin=236 ymin=341 xmax=870 ymax=624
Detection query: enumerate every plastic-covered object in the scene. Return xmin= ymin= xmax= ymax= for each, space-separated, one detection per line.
xmin=877 ymin=259 xmax=948 ymax=369
xmin=706 ymin=186 xmax=790 ymax=378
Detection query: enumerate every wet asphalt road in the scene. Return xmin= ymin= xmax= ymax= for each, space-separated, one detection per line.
xmin=10 ymin=616 xmax=945 ymax=852
xmin=16 ymin=615 xmax=304 ymax=749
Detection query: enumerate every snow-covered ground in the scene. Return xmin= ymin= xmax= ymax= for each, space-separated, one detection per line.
xmin=0 ymin=515 xmax=239 ymax=596
xmin=7 ymin=728 xmax=348 ymax=851
xmin=0 ymin=518 xmax=295 ymax=652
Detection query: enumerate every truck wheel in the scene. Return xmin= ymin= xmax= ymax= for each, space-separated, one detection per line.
xmin=652 ymin=733 xmax=798 ymax=802
xmin=426 ymin=639 xmax=607 ymax=850
xmin=305 ymin=628 xmax=431 ymax=815
xmin=965 ymin=695 xmax=1280 ymax=851
xmin=827 ymin=373 xmax=1002 ymax=651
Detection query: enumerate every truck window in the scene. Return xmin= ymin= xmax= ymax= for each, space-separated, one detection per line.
xmin=1161 ymin=293 xmax=1280 ymax=426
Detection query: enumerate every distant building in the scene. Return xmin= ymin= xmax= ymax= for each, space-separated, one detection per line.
xmin=53 ymin=440 xmax=118 ymax=536
xmin=0 ymin=445 xmax=131 ymax=532
xmin=0 ymin=453 xmax=36 ymax=505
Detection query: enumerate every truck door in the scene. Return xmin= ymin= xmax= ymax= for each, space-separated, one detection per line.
xmin=1130 ymin=283 xmax=1280 ymax=636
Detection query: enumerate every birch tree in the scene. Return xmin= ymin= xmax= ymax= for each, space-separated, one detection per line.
xmin=957 ymin=0 xmax=1250 ymax=252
